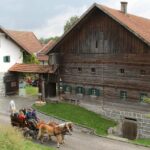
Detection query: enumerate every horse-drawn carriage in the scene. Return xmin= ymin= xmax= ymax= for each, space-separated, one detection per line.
xmin=10 ymin=107 xmax=73 ymax=148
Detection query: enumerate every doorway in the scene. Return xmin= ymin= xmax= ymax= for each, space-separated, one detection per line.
xmin=122 ymin=117 xmax=137 ymax=140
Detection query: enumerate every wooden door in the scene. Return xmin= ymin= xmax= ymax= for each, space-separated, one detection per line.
xmin=122 ymin=119 xmax=137 ymax=140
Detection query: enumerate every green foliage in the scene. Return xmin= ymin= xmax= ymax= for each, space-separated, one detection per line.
xmin=143 ymin=97 xmax=150 ymax=104
xmin=39 ymin=36 xmax=59 ymax=44
xmin=132 ymin=138 xmax=150 ymax=147
xmin=23 ymin=53 xmax=39 ymax=64
xmin=64 ymin=16 xmax=79 ymax=33
xmin=0 ymin=125 xmax=55 ymax=150
xmin=33 ymin=102 xmax=116 ymax=135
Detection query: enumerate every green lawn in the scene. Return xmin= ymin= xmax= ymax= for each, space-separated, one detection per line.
xmin=132 ymin=139 xmax=150 ymax=147
xmin=25 ymin=86 xmax=38 ymax=96
xmin=0 ymin=125 xmax=55 ymax=150
xmin=33 ymin=102 xmax=116 ymax=135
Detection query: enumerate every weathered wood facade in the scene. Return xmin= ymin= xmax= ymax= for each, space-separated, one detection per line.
xmin=48 ymin=5 xmax=150 ymax=105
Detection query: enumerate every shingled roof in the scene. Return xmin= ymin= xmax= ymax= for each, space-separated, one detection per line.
xmin=0 ymin=26 xmax=42 ymax=54
xmin=39 ymin=40 xmax=55 ymax=54
xmin=47 ymin=3 xmax=150 ymax=54
xmin=9 ymin=63 xmax=57 ymax=74
xmin=97 ymin=4 xmax=150 ymax=46
xmin=37 ymin=40 xmax=55 ymax=61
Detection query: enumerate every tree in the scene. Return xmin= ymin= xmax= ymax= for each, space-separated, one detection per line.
xmin=39 ymin=36 xmax=59 ymax=44
xmin=23 ymin=53 xmax=39 ymax=64
xmin=64 ymin=16 xmax=79 ymax=33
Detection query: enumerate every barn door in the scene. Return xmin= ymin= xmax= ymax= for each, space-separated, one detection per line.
xmin=4 ymin=73 xmax=19 ymax=95
xmin=45 ymin=82 xmax=56 ymax=97
xmin=122 ymin=118 xmax=137 ymax=140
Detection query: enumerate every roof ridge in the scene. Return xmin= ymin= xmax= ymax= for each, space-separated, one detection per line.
xmin=97 ymin=4 xmax=150 ymax=21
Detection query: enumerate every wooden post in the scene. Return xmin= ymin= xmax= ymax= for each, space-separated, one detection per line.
xmin=41 ymin=75 xmax=45 ymax=101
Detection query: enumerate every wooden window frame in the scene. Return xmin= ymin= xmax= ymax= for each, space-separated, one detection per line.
xmin=140 ymin=93 xmax=147 ymax=102
xmin=120 ymin=68 xmax=125 ymax=74
xmin=78 ymin=67 xmax=82 ymax=73
xmin=91 ymin=68 xmax=96 ymax=74
xmin=3 ymin=56 xmax=10 ymax=63
xmin=140 ymin=70 xmax=146 ymax=75
xmin=120 ymin=91 xmax=127 ymax=100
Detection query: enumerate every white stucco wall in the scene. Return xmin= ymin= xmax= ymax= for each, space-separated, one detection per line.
xmin=0 ymin=33 xmax=24 ymax=96
xmin=0 ymin=34 xmax=23 ymax=73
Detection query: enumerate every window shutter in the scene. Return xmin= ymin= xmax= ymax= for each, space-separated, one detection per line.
xmin=3 ymin=56 xmax=6 ymax=62
xmin=82 ymin=87 xmax=85 ymax=94
xmin=63 ymin=85 xmax=67 ymax=92
xmin=96 ymin=89 xmax=100 ymax=96
xmin=8 ymin=56 xmax=10 ymax=62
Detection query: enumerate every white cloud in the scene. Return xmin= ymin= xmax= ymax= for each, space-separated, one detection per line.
xmin=34 ymin=5 xmax=88 ymax=38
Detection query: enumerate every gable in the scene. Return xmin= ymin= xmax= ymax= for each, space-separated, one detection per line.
xmin=48 ymin=4 xmax=150 ymax=54
xmin=51 ymin=7 xmax=149 ymax=54
xmin=0 ymin=27 xmax=42 ymax=54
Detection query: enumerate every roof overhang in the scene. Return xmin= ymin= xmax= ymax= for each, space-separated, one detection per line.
xmin=0 ymin=26 xmax=32 ymax=55
xmin=9 ymin=63 xmax=57 ymax=74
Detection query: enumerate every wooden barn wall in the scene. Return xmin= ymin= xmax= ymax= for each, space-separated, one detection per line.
xmin=56 ymin=8 xmax=149 ymax=54
xmin=53 ymin=8 xmax=150 ymax=102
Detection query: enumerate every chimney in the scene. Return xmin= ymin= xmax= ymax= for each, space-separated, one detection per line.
xmin=121 ymin=1 xmax=128 ymax=14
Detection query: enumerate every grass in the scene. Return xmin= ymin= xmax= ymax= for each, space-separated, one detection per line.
xmin=33 ymin=102 xmax=116 ymax=135
xmin=132 ymin=139 xmax=150 ymax=147
xmin=0 ymin=125 xmax=55 ymax=150
xmin=25 ymin=86 xmax=38 ymax=96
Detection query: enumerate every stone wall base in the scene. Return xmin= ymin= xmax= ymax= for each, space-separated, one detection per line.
xmin=0 ymin=73 xmax=5 ymax=96
xmin=80 ymin=102 xmax=150 ymax=139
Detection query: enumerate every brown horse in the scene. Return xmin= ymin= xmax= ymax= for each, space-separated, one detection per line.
xmin=37 ymin=121 xmax=73 ymax=148
xmin=37 ymin=123 xmax=63 ymax=148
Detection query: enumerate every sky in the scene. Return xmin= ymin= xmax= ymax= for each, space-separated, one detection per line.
xmin=0 ymin=0 xmax=149 ymax=39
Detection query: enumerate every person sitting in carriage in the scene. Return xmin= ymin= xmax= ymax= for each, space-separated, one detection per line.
xmin=18 ymin=110 xmax=26 ymax=121
xmin=26 ymin=108 xmax=39 ymax=130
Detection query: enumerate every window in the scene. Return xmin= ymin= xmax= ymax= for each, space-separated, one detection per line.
xmin=89 ymin=88 xmax=100 ymax=96
xmin=63 ymin=85 xmax=72 ymax=93
xmin=140 ymin=70 xmax=146 ymax=75
xmin=96 ymin=41 xmax=98 ymax=48
xmin=91 ymin=68 xmax=96 ymax=73
xmin=120 ymin=91 xmax=127 ymax=100
xmin=92 ymin=89 xmax=97 ymax=95
xmin=76 ymin=87 xmax=85 ymax=94
xmin=3 ymin=56 xmax=10 ymax=63
xmin=78 ymin=67 xmax=82 ymax=72
xmin=120 ymin=69 xmax=124 ymax=73
xmin=140 ymin=93 xmax=147 ymax=102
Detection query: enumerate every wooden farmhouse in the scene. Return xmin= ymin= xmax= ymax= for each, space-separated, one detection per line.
xmin=46 ymin=2 xmax=150 ymax=139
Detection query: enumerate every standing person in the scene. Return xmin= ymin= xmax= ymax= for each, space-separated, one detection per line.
xmin=9 ymin=100 xmax=16 ymax=114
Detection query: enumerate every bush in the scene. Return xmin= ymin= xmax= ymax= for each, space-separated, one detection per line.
xmin=143 ymin=97 xmax=150 ymax=104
